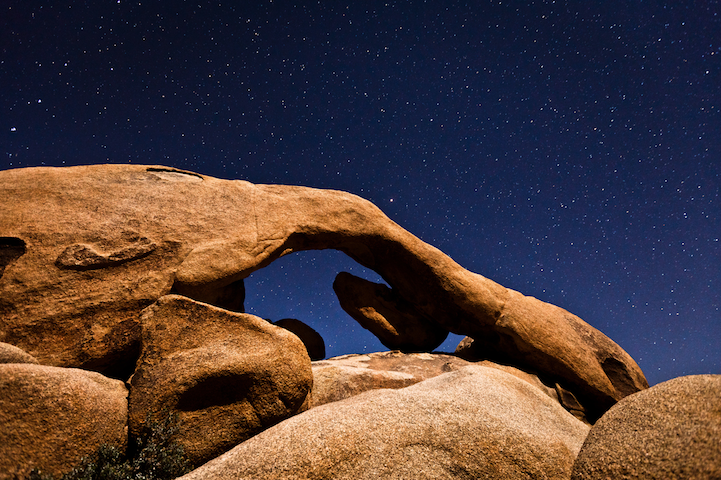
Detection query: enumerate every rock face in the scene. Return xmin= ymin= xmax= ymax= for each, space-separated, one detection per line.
xmin=333 ymin=272 xmax=448 ymax=351
xmin=0 ymin=164 xmax=646 ymax=419
xmin=273 ymin=318 xmax=326 ymax=361
xmin=0 ymin=364 xmax=128 ymax=479
xmin=571 ymin=374 xmax=721 ymax=479
xmin=180 ymin=365 xmax=590 ymax=480
xmin=0 ymin=342 xmax=39 ymax=364
xmin=457 ymin=336 xmax=589 ymax=422
xmin=128 ymin=295 xmax=313 ymax=467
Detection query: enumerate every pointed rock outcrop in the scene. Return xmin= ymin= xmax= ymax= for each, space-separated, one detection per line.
xmin=332 ymin=272 xmax=448 ymax=352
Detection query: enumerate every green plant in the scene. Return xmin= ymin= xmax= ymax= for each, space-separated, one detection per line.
xmin=125 ymin=414 xmax=190 ymax=480
xmin=22 ymin=414 xmax=191 ymax=480
xmin=56 ymin=445 xmax=131 ymax=480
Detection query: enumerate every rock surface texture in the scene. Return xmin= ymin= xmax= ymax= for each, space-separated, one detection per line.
xmin=457 ymin=336 xmax=589 ymax=422
xmin=310 ymin=351 xmax=472 ymax=407
xmin=0 ymin=364 xmax=128 ymax=479
xmin=309 ymin=350 xmax=563 ymax=409
xmin=180 ymin=365 xmax=590 ymax=480
xmin=128 ymin=295 xmax=313 ymax=467
xmin=0 ymin=164 xmax=647 ymax=419
xmin=571 ymin=374 xmax=721 ymax=479
xmin=0 ymin=342 xmax=39 ymax=364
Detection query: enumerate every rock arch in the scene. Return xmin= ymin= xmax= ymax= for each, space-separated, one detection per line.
xmin=0 ymin=164 xmax=648 ymax=419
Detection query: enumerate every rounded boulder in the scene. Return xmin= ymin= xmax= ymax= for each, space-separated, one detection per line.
xmin=0 ymin=342 xmax=39 ymax=365
xmin=0 ymin=364 xmax=128 ymax=479
xmin=180 ymin=365 xmax=590 ymax=479
xmin=274 ymin=318 xmax=325 ymax=361
xmin=571 ymin=374 xmax=721 ymax=479
xmin=128 ymin=295 xmax=313 ymax=467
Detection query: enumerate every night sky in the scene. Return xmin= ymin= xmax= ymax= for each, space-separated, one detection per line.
xmin=2 ymin=1 xmax=719 ymax=386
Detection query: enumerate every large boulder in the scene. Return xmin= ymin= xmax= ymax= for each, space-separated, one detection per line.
xmin=1 ymin=164 xmax=646 ymax=418
xmin=0 ymin=364 xmax=128 ymax=479
xmin=180 ymin=365 xmax=590 ymax=480
xmin=457 ymin=336 xmax=589 ymax=422
xmin=128 ymin=295 xmax=313 ymax=467
xmin=571 ymin=374 xmax=721 ymax=479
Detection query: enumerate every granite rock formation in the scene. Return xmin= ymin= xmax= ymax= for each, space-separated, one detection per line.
xmin=128 ymin=295 xmax=313 ymax=466
xmin=0 ymin=364 xmax=128 ymax=479
xmin=456 ymin=336 xmax=589 ymax=422
xmin=310 ymin=351 xmax=472 ymax=407
xmin=333 ymin=271 xmax=449 ymax=351
xmin=0 ymin=164 xmax=647 ymax=419
xmin=310 ymin=350 xmax=589 ymax=422
xmin=571 ymin=374 xmax=721 ymax=479
xmin=179 ymin=365 xmax=590 ymax=480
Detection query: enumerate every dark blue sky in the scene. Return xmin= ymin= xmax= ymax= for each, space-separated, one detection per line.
xmin=2 ymin=1 xmax=719 ymax=385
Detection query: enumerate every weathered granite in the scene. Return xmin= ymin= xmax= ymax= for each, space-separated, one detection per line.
xmin=1 ymin=164 xmax=647 ymax=418
xmin=128 ymin=295 xmax=313 ymax=467
xmin=180 ymin=365 xmax=590 ymax=480
xmin=0 ymin=364 xmax=128 ymax=479
xmin=572 ymin=374 xmax=721 ymax=479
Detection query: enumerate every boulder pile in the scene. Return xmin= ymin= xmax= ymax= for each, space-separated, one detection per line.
xmin=179 ymin=365 xmax=590 ymax=480
xmin=1 ymin=165 xmax=716 ymax=479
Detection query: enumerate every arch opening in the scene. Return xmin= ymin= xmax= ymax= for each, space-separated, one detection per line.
xmin=242 ymin=249 xmax=463 ymax=359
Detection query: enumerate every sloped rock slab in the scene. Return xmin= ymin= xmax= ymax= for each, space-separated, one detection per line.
xmin=310 ymin=350 xmax=562 ymax=408
xmin=310 ymin=351 xmax=471 ymax=407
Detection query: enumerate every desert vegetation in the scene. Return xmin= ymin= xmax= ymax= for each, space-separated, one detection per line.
xmin=20 ymin=415 xmax=190 ymax=480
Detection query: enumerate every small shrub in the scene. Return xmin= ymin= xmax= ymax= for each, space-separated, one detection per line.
xmin=22 ymin=414 xmax=191 ymax=480
xmin=57 ymin=445 xmax=131 ymax=480
xmin=125 ymin=414 xmax=190 ymax=480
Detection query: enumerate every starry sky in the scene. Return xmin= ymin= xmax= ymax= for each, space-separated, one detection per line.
xmin=2 ymin=1 xmax=719 ymax=386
